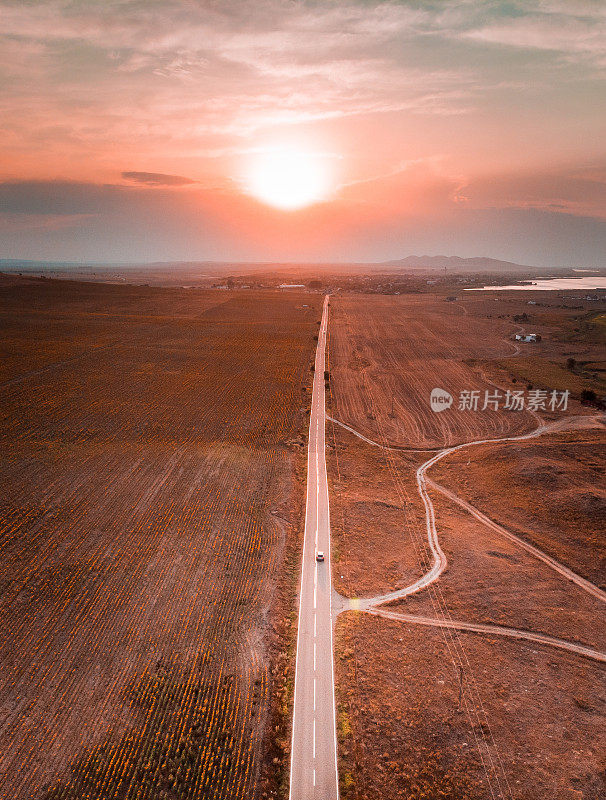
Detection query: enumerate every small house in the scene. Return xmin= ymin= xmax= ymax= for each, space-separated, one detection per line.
xmin=514 ymin=333 xmax=541 ymax=343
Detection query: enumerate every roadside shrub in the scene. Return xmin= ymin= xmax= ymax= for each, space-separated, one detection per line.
xmin=581 ymin=389 xmax=597 ymax=405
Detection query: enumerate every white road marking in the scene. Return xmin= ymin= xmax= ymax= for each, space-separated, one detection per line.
xmin=289 ymin=297 xmax=338 ymax=800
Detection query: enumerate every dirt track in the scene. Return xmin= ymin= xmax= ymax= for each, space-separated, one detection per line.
xmin=336 ymin=613 xmax=606 ymax=800
xmin=326 ymin=292 xmax=606 ymax=800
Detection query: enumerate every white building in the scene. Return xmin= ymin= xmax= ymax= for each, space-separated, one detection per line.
xmin=514 ymin=333 xmax=541 ymax=342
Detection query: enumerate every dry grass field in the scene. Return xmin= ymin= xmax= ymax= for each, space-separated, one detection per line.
xmin=428 ymin=430 xmax=606 ymax=588
xmin=459 ymin=289 xmax=605 ymax=404
xmin=326 ymin=291 xmax=605 ymax=800
xmin=326 ymin=293 xmax=538 ymax=599
xmin=326 ymin=293 xmax=536 ymax=450
xmin=336 ymin=613 xmax=605 ymax=800
xmin=0 ymin=276 xmax=320 ymax=800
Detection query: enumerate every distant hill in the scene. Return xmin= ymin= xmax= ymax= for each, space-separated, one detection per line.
xmin=0 ymin=259 xmax=104 ymax=270
xmin=1 ymin=256 xmax=555 ymax=275
xmin=380 ymin=255 xmax=539 ymax=272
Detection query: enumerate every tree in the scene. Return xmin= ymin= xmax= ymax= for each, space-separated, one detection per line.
xmin=581 ymin=389 xmax=597 ymax=405
xmin=566 ymin=357 xmax=576 ymax=371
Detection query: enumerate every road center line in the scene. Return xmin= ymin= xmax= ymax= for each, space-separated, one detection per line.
xmin=289 ymin=297 xmax=337 ymax=800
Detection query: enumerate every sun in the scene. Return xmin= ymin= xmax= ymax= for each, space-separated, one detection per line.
xmin=246 ymin=147 xmax=332 ymax=210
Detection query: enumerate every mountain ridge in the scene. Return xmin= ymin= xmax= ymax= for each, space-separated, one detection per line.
xmin=380 ymin=255 xmax=540 ymax=271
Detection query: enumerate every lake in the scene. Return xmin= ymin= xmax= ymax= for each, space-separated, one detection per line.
xmin=466 ymin=277 xmax=606 ymax=291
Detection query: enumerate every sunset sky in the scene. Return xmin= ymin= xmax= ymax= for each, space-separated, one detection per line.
xmin=1 ymin=1 xmax=606 ymax=266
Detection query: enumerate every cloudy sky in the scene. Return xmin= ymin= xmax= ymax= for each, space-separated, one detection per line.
xmin=1 ymin=0 xmax=606 ymax=265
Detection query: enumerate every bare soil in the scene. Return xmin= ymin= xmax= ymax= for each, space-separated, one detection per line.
xmin=336 ymin=613 xmax=606 ymax=800
xmin=327 ymin=291 xmax=605 ymax=800
xmin=327 ymin=426 xmax=427 ymax=598
xmin=392 ymin=488 xmax=606 ymax=652
xmin=0 ymin=277 xmax=321 ymax=800
xmin=428 ymin=430 xmax=606 ymax=588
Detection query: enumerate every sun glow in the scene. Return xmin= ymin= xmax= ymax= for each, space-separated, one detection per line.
xmin=246 ymin=148 xmax=332 ymax=210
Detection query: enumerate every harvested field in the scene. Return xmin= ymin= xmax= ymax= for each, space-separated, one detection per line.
xmin=0 ymin=278 xmax=321 ymax=799
xmin=392 ymin=488 xmax=606 ymax=652
xmin=326 ymin=293 xmax=539 ymax=598
xmin=326 ymin=294 xmax=536 ymax=450
xmin=336 ymin=613 xmax=606 ymax=800
xmin=327 ymin=292 xmax=605 ymax=799
xmin=429 ymin=430 xmax=606 ymax=588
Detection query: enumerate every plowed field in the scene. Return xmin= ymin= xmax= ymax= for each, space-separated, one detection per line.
xmin=0 ymin=277 xmax=320 ymax=800
xmin=326 ymin=292 xmax=605 ymax=800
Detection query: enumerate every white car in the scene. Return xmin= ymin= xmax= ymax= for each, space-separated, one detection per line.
xmin=316 ymin=551 xmax=324 ymax=562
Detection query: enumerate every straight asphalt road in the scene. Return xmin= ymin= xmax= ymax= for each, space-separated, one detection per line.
xmin=289 ymin=295 xmax=339 ymax=800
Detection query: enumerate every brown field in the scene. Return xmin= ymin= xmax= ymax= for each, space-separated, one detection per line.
xmin=336 ymin=613 xmax=605 ymax=800
xmin=327 ymin=430 xmax=428 ymax=598
xmin=326 ymin=291 xmax=606 ymax=800
xmin=429 ymin=430 xmax=606 ymax=588
xmin=459 ymin=289 xmax=606 ymax=403
xmin=326 ymin=293 xmax=539 ymax=599
xmin=326 ymin=293 xmax=536 ymax=450
xmin=0 ymin=277 xmax=321 ymax=800
xmin=394 ymin=487 xmax=606 ymax=652
xmin=2 ymin=277 xmax=604 ymax=800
